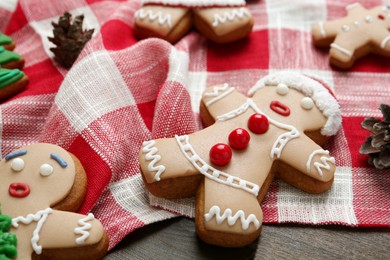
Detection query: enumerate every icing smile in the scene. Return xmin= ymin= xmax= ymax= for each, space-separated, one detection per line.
xmin=270 ymin=101 xmax=291 ymax=116
xmin=9 ymin=182 xmax=31 ymax=198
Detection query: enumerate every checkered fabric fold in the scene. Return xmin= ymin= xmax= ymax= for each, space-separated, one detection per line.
xmin=1 ymin=0 xmax=389 ymax=250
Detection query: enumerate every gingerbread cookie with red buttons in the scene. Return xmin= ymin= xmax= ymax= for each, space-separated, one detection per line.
xmin=139 ymin=72 xmax=342 ymax=247
xmin=312 ymin=3 xmax=390 ymax=69
xmin=133 ymin=0 xmax=253 ymax=44
xmin=0 ymin=143 xmax=109 ymax=259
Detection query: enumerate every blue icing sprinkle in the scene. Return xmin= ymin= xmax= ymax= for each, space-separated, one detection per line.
xmin=5 ymin=150 xmax=27 ymax=160
xmin=50 ymin=153 xmax=67 ymax=168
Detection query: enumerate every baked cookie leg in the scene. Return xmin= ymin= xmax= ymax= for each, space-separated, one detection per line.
xmin=196 ymin=178 xmax=263 ymax=248
xmin=193 ymin=6 xmax=254 ymax=43
xmin=133 ymin=5 xmax=192 ymax=43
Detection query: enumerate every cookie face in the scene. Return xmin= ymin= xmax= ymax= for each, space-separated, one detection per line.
xmin=133 ymin=0 xmax=253 ymax=44
xmin=139 ymin=72 xmax=342 ymax=247
xmin=312 ymin=3 xmax=390 ymax=69
xmin=0 ymin=143 xmax=108 ymax=259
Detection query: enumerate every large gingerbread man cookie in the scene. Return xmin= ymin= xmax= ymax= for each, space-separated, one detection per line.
xmin=0 ymin=143 xmax=109 ymax=259
xmin=139 ymin=72 xmax=342 ymax=247
xmin=133 ymin=0 xmax=254 ymax=44
xmin=312 ymin=3 xmax=390 ymax=69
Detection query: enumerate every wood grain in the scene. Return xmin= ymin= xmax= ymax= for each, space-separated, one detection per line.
xmin=106 ymin=217 xmax=390 ymax=259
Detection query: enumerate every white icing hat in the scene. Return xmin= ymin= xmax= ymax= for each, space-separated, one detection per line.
xmin=141 ymin=0 xmax=246 ymax=7
xmin=248 ymin=72 xmax=342 ymax=136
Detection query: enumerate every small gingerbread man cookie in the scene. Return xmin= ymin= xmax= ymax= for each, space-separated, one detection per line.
xmin=139 ymin=72 xmax=342 ymax=247
xmin=0 ymin=143 xmax=109 ymax=259
xmin=312 ymin=3 xmax=390 ymax=69
xmin=133 ymin=0 xmax=254 ymax=44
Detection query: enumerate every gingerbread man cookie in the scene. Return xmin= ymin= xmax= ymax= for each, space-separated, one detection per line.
xmin=0 ymin=33 xmax=15 ymax=51
xmin=133 ymin=0 xmax=254 ymax=44
xmin=312 ymin=3 xmax=390 ymax=69
xmin=139 ymin=72 xmax=342 ymax=247
xmin=0 ymin=143 xmax=109 ymax=259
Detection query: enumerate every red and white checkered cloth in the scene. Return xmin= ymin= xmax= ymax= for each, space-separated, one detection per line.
xmin=1 ymin=0 xmax=389 ymax=250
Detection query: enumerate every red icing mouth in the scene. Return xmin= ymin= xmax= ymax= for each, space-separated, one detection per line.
xmin=9 ymin=182 xmax=31 ymax=198
xmin=270 ymin=101 xmax=291 ymax=116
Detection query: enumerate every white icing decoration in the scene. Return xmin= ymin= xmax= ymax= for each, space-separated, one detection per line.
xmin=318 ymin=22 xmax=326 ymax=38
xmin=204 ymin=205 xmax=260 ymax=230
xmin=346 ymin=3 xmax=361 ymax=11
xmin=74 ymin=213 xmax=95 ymax=245
xmin=306 ymin=150 xmax=335 ymax=177
xmin=216 ymin=99 xmax=300 ymax=159
xmin=39 ymin=163 xmax=53 ymax=176
xmin=365 ymin=15 xmax=373 ymax=23
xmin=204 ymin=83 xmax=235 ymax=107
xmin=175 ymin=135 xmax=260 ymax=196
xmin=248 ymin=72 xmax=342 ymax=137
xmin=11 ymin=158 xmax=25 ymax=172
xmin=276 ymin=83 xmax=289 ymax=96
xmin=330 ymin=43 xmax=353 ymax=57
xmin=341 ymin=24 xmax=350 ymax=32
xmin=12 ymin=208 xmax=53 ymax=255
xmin=381 ymin=36 xmax=390 ymax=49
xmin=301 ymin=97 xmax=314 ymax=110
xmin=212 ymin=7 xmax=250 ymax=27
xmin=141 ymin=0 xmax=246 ymax=7
xmin=142 ymin=140 xmax=166 ymax=181
xmin=353 ymin=21 xmax=360 ymax=28
xmin=135 ymin=8 xmax=172 ymax=28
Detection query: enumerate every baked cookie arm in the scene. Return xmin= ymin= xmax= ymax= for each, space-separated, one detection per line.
xmin=201 ymin=84 xmax=248 ymax=121
xmin=311 ymin=19 xmax=347 ymax=46
xmin=277 ymin=135 xmax=335 ymax=193
xmin=372 ymin=30 xmax=390 ymax=53
xmin=38 ymin=211 xmax=107 ymax=252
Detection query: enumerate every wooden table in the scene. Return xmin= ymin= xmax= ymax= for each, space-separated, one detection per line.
xmin=106 ymin=217 xmax=390 ymax=259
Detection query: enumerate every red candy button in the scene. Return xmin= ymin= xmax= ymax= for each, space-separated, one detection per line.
xmin=229 ymin=128 xmax=250 ymax=150
xmin=209 ymin=143 xmax=232 ymax=166
xmin=248 ymin=114 xmax=269 ymax=134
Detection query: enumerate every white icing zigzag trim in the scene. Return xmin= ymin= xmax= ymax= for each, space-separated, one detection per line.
xmin=204 ymin=83 xmax=235 ymax=107
xmin=204 ymin=205 xmax=260 ymax=230
xmin=74 ymin=213 xmax=95 ymax=245
xmin=212 ymin=7 xmax=250 ymax=27
xmin=175 ymin=135 xmax=260 ymax=196
xmin=142 ymin=0 xmax=246 ymax=7
xmin=306 ymin=150 xmax=335 ymax=177
xmin=12 ymin=208 xmax=53 ymax=255
xmin=248 ymin=72 xmax=342 ymax=137
xmin=217 ymin=99 xmax=300 ymax=159
xmin=381 ymin=36 xmax=390 ymax=49
xmin=142 ymin=140 xmax=166 ymax=181
xmin=135 ymin=8 xmax=172 ymax=28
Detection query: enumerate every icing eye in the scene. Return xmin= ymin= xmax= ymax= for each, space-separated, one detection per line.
xmin=301 ymin=97 xmax=314 ymax=110
xmin=276 ymin=83 xmax=289 ymax=95
xmin=11 ymin=158 xmax=25 ymax=172
xmin=40 ymin=164 xmax=54 ymax=177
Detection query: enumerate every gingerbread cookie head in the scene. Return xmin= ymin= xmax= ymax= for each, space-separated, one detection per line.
xmin=139 ymin=72 xmax=341 ymax=247
xmin=0 ymin=143 xmax=108 ymax=259
xmin=133 ymin=0 xmax=253 ymax=44
xmin=248 ymin=72 xmax=342 ymax=138
xmin=312 ymin=3 xmax=390 ymax=69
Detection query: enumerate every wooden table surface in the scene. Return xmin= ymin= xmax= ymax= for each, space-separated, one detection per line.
xmin=106 ymin=217 xmax=390 ymax=259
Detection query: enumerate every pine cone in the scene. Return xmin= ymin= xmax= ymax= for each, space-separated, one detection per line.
xmin=360 ymin=104 xmax=390 ymax=169
xmin=48 ymin=12 xmax=94 ymax=68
